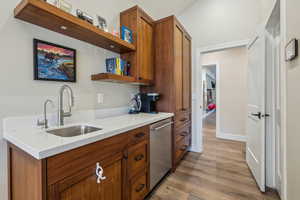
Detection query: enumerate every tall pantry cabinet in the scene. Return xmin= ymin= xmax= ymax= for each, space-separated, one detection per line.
xmin=153 ymin=16 xmax=192 ymax=169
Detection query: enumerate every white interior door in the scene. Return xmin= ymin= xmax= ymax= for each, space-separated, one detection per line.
xmin=246 ymin=33 xmax=266 ymax=192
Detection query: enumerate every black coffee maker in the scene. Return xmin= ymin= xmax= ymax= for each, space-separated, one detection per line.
xmin=140 ymin=93 xmax=160 ymax=113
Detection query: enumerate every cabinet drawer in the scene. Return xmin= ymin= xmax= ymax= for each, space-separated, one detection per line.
xmin=128 ymin=126 xmax=149 ymax=145
xmin=175 ymin=123 xmax=191 ymax=142
xmin=174 ymin=111 xmax=191 ymax=128
xmin=174 ymin=134 xmax=190 ymax=163
xmin=128 ymin=140 xmax=149 ymax=178
xmin=129 ymin=170 xmax=149 ymax=200
xmin=48 ymin=152 xmax=123 ymax=200
xmin=47 ymin=133 xmax=128 ymax=185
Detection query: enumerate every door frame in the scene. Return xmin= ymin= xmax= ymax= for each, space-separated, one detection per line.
xmin=265 ymin=31 xmax=277 ymax=189
xmin=193 ymin=39 xmax=250 ymax=153
xmin=279 ymin=0 xmax=287 ymax=198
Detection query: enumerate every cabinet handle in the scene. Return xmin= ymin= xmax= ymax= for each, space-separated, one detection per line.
xmin=180 ymin=132 xmax=188 ymax=137
xmin=95 ymin=162 xmax=106 ymax=184
xmin=135 ymin=184 xmax=145 ymax=193
xmin=180 ymin=118 xmax=187 ymax=122
xmin=151 ymin=122 xmax=173 ymax=132
xmin=134 ymin=154 xmax=145 ymax=161
xmin=135 ymin=132 xmax=145 ymax=139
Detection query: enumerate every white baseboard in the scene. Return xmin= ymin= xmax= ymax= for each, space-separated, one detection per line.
xmin=216 ymin=132 xmax=246 ymax=142
xmin=189 ymin=130 xmax=203 ymax=153
xmin=189 ymin=145 xmax=203 ymax=153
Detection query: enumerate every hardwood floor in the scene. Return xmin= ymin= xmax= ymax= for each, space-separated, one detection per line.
xmin=149 ymin=112 xmax=280 ymax=200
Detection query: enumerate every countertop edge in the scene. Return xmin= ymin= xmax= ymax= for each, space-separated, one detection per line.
xmin=4 ymin=113 xmax=174 ymax=160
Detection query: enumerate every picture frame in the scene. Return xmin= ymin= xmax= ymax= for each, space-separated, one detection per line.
xmin=121 ymin=26 xmax=133 ymax=43
xmin=34 ymin=39 xmax=77 ymax=82
xmin=97 ymin=15 xmax=108 ymax=32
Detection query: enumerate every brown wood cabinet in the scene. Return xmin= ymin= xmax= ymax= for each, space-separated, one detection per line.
xmin=152 ymin=16 xmax=192 ymax=169
xmin=120 ymin=6 xmax=154 ymax=85
xmin=8 ymin=126 xmax=152 ymax=200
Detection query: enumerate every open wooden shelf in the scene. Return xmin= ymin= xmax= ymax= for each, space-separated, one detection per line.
xmin=91 ymin=73 xmax=137 ymax=84
xmin=14 ymin=0 xmax=136 ymax=53
xmin=91 ymin=73 xmax=152 ymax=85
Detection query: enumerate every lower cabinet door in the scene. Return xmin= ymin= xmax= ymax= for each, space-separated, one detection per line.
xmin=48 ymin=153 xmax=123 ymax=200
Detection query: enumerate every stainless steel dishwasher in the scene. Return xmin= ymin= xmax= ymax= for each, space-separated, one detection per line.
xmin=150 ymin=118 xmax=173 ymax=190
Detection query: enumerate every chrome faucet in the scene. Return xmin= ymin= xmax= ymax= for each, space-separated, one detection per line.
xmin=58 ymin=85 xmax=75 ymax=126
xmin=37 ymin=99 xmax=55 ymax=129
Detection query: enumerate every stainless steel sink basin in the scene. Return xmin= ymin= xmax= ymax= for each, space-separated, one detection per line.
xmin=47 ymin=125 xmax=102 ymax=137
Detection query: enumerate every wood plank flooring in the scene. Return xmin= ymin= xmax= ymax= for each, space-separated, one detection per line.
xmin=149 ymin=112 xmax=280 ymax=200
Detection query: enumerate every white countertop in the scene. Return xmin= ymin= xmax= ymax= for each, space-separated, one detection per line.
xmin=4 ymin=113 xmax=174 ymax=160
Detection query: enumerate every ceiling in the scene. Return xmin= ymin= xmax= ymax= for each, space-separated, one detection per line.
xmin=133 ymin=0 xmax=197 ymax=19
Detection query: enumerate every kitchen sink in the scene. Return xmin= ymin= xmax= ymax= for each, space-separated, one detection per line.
xmin=47 ymin=125 xmax=102 ymax=137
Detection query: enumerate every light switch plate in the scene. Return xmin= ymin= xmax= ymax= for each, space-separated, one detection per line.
xmin=97 ymin=93 xmax=104 ymax=104
xmin=285 ymin=38 xmax=298 ymax=61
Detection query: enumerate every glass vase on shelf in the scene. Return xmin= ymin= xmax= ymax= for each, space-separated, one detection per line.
xmin=45 ymin=0 xmax=59 ymax=7
xmin=59 ymin=0 xmax=73 ymax=13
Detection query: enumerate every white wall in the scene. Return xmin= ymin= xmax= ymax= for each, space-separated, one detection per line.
xmin=177 ymin=0 xmax=276 ymax=93
xmin=283 ymin=0 xmax=300 ymax=199
xmin=178 ymin=0 xmax=262 ymax=48
xmin=202 ymin=47 xmax=248 ymax=138
xmin=176 ymin=0 xmax=277 ymax=154
xmin=177 ymin=0 xmax=276 ymax=47
xmin=177 ymin=0 xmax=266 ymax=128
xmin=261 ymin=0 xmax=277 ymax=24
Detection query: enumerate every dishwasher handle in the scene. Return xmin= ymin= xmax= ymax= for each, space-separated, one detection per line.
xmin=151 ymin=122 xmax=173 ymax=132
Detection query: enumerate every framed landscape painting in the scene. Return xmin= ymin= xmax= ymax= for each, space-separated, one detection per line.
xmin=34 ymin=39 xmax=76 ymax=82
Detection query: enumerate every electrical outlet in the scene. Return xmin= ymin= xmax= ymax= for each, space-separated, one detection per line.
xmin=97 ymin=93 xmax=104 ymax=104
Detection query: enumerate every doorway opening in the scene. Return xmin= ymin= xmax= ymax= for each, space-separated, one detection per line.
xmin=201 ymin=46 xmax=248 ymax=142
xmin=202 ymin=64 xmax=217 ymax=131
xmin=194 ymin=40 xmax=281 ymax=199
xmin=192 ymin=2 xmax=282 ymax=197
xmin=193 ymin=42 xmax=279 ymax=200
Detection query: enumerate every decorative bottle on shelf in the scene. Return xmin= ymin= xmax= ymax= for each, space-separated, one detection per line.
xmin=126 ymin=62 xmax=131 ymax=76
